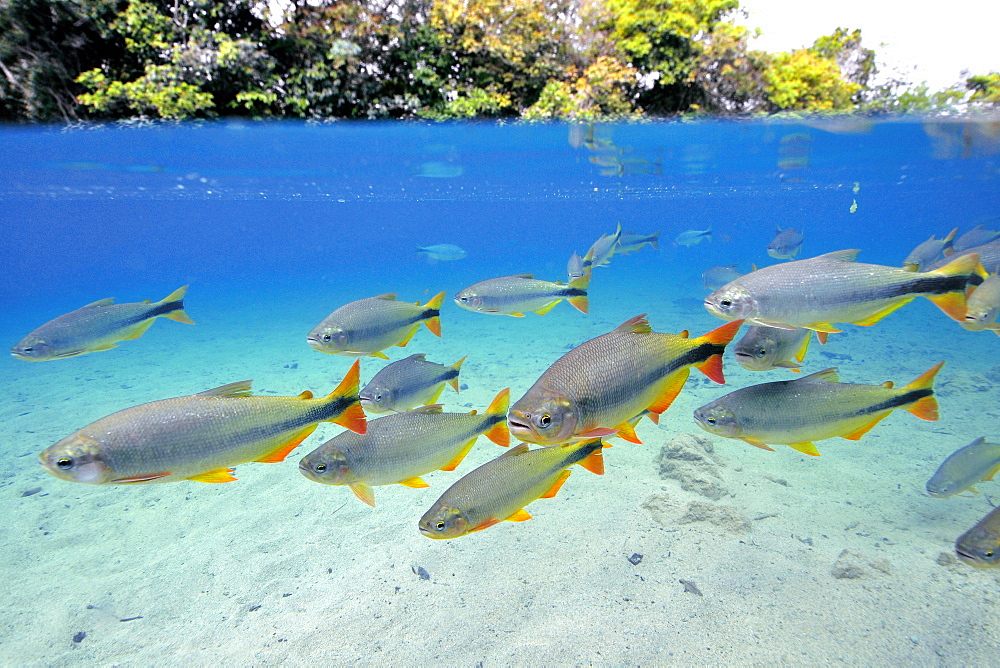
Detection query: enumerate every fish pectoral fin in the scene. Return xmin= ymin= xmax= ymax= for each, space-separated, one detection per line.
xmin=113 ymin=472 xmax=172 ymax=483
xmin=575 ymin=427 xmax=619 ymax=439
xmin=121 ymin=319 xmax=156 ymax=341
xmin=398 ymin=476 xmax=429 ymax=489
xmin=187 ymin=468 xmax=237 ymax=483
xmin=851 ymin=299 xmax=913 ymax=326
xmin=740 ymin=438 xmax=775 ymax=452
xmin=840 ymin=416 xmax=887 ymax=441
xmin=198 ymin=380 xmax=253 ymax=397
xmin=803 ymin=322 xmax=843 ymax=333
xmin=509 ymin=312 xmax=527 ymax=318
xmin=540 ymin=470 xmax=572 ymax=498
xmin=816 ymin=331 xmax=830 ymax=345
xmin=774 ymin=361 xmax=801 ymax=370
xmin=612 ymin=420 xmax=642 ymax=444
xmin=349 ymin=482 xmax=376 ymax=507
xmin=396 ymin=325 xmax=420 ymax=347
xmin=255 ymin=425 xmax=318 ymax=463
xmin=787 ymin=442 xmax=821 ymax=457
xmin=533 ymin=300 xmax=561 ymax=316
xmin=506 ymin=508 xmax=533 ymax=522
xmin=440 ymin=439 xmax=477 ymax=472
xmin=794 ymin=331 xmax=812 ymax=363
xmin=647 ymin=369 xmax=691 ymax=415
xmin=469 ymin=517 xmax=502 ymax=533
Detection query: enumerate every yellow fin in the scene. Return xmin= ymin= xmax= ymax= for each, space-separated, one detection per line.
xmin=804 ymin=322 xmax=842 ymax=333
xmin=121 ymin=319 xmax=155 ymax=341
xmin=187 ymin=468 xmax=237 ymax=483
xmin=399 ymin=476 xmax=429 ymax=489
xmin=509 ymin=312 xmax=526 ymax=318
xmin=925 ymin=291 xmax=968 ymax=322
xmin=369 ymin=351 xmax=391 ymax=359
xmin=349 ymin=482 xmax=376 ymax=507
xmin=83 ymin=297 xmax=115 ymax=307
xmin=427 ymin=383 xmax=446 ymax=404
xmin=787 ymin=442 xmax=821 ymax=457
xmin=540 ymin=470 xmax=571 ymax=498
xmin=448 ymin=355 xmax=467 ymax=392
xmin=647 ymin=368 xmax=690 ymax=415
xmin=534 ymin=300 xmax=561 ymax=316
xmin=613 ymin=420 xmax=642 ymax=444
xmin=441 ymin=439 xmax=476 ymax=472
xmin=851 ymin=298 xmax=913 ymax=326
xmin=840 ymin=416 xmax=886 ymax=441
xmin=197 ymin=380 xmax=253 ymax=397
xmin=616 ymin=314 xmax=651 ymax=334
xmin=794 ymin=330 xmax=812 ymax=363
xmin=741 ymin=437 xmax=775 ymax=452
xmin=164 ymin=309 xmax=195 ymax=324
xmin=506 ymin=508 xmax=533 ymax=522
xmin=255 ymin=425 xmax=317 ymax=463
xmin=298 ymin=390 xmax=314 ymax=399
xmin=396 ymin=325 xmax=419 ymax=347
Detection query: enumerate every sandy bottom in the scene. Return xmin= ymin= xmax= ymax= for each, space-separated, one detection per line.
xmin=2 ymin=274 xmax=999 ymax=665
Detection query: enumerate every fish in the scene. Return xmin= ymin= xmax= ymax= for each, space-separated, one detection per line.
xmin=616 ymin=230 xmax=661 ymax=254
xmin=584 ymin=223 xmax=622 ymax=269
xmin=453 ymin=273 xmax=590 ymax=317
xmin=704 ymin=249 xmax=984 ymax=333
xmin=417 ymin=438 xmax=604 ymax=538
xmin=11 ymin=286 xmax=194 ymax=361
xmin=766 ymin=226 xmax=803 ymax=260
xmin=307 ymin=292 xmax=445 ymax=359
xmin=567 ymin=251 xmax=586 ymax=283
xmin=417 ymin=244 xmax=467 ymax=262
xmin=961 ymin=274 xmax=1000 ymax=334
xmin=508 ymin=315 xmax=742 ymax=446
xmin=299 ymin=388 xmax=510 ymax=507
xmin=692 ymin=362 xmax=943 ymax=456
xmin=674 ymin=227 xmax=712 ymax=246
xmin=925 ymin=238 xmax=1000 ymax=273
xmin=39 ymin=360 xmax=367 ymax=484
xmin=902 ymin=227 xmax=958 ymax=271
xmin=954 ymin=223 xmax=1000 ymax=253
xmin=702 ymin=264 xmax=744 ymax=291
xmin=955 ymin=505 xmax=1000 ymax=568
xmin=360 ymin=353 xmax=466 ymax=413
xmin=926 ymin=437 xmax=1000 ymax=497
xmin=734 ymin=325 xmax=812 ymax=372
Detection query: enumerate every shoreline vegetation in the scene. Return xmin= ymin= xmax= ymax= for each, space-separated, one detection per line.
xmin=1 ymin=0 xmax=998 ymax=123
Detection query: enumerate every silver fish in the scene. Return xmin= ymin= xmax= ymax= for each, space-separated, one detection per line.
xmin=903 ymin=228 xmax=958 ymax=271
xmin=926 ymin=437 xmax=1000 ymax=497
xmin=925 ymin=239 xmax=1000 ymax=273
xmin=954 ymin=223 xmax=1000 ymax=253
xmin=734 ymin=325 xmax=812 ymax=372
xmin=767 ymin=226 xmax=803 ymax=260
xmin=675 ymin=227 xmax=712 ymax=247
xmin=961 ymin=275 xmax=1000 ymax=334
xmin=702 ymin=265 xmax=744 ymax=291
xmin=418 ymin=244 xmax=467 ymax=262
xmin=584 ymin=223 xmax=622 ymax=269
xmin=567 ymin=252 xmax=586 ymax=282
xmin=360 ymin=353 xmax=466 ymax=413
xmin=616 ymin=230 xmax=661 ymax=254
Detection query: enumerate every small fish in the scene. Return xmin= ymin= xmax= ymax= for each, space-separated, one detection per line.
xmin=766 ymin=226 xmax=803 ymax=260
xmin=567 ymin=251 xmax=586 ymax=283
xmin=926 ymin=437 xmax=1000 ymax=497
xmin=955 ymin=505 xmax=1000 ymax=568
xmin=308 ymin=292 xmax=445 ymax=359
xmin=925 ymin=239 xmax=1000 ymax=273
xmin=39 ymin=361 xmax=366 ymax=484
xmin=360 ymin=353 xmax=466 ymax=413
xmin=903 ymin=227 xmax=958 ymax=271
xmin=693 ymin=363 xmax=942 ymax=456
xmin=616 ymin=230 xmax=661 ymax=254
xmin=508 ymin=315 xmax=742 ymax=446
xmin=675 ymin=227 xmax=712 ymax=247
xmin=702 ymin=265 xmax=744 ymax=291
xmin=584 ymin=223 xmax=622 ymax=269
xmin=704 ymin=249 xmax=984 ymax=333
xmin=299 ymin=388 xmax=510 ymax=507
xmin=417 ymin=244 xmax=467 ymax=262
xmin=418 ymin=438 xmax=604 ymax=539
xmin=734 ymin=325 xmax=812 ymax=372
xmin=954 ymin=223 xmax=1000 ymax=253
xmin=454 ymin=273 xmax=590 ymax=317
xmin=12 ymin=286 xmax=194 ymax=361
xmin=961 ymin=275 xmax=1000 ymax=334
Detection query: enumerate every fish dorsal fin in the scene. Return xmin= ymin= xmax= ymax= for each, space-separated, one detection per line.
xmin=502 ymin=443 xmax=531 ymax=458
xmin=411 ymin=404 xmax=444 ymax=414
xmin=819 ymin=249 xmax=861 ymax=262
xmin=83 ymin=297 xmax=115 ymax=308
xmin=510 ymin=273 xmax=534 ymax=279
xmin=616 ymin=314 xmax=651 ymax=334
xmin=403 ymin=353 xmax=427 ymax=362
xmin=798 ymin=368 xmax=839 ymax=383
xmin=372 ymin=293 xmax=397 ymax=300
xmin=198 ymin=380 xmax=253 ymax=397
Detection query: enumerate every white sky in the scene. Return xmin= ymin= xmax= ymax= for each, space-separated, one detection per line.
xmin=737 ymin=0 xmax=1000 ymax=90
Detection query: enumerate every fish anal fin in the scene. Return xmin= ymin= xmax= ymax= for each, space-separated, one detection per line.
xmin=925 ymin=292 xmax=968 ymax=322
xmin=540 ymin=470 xmax=571 ymax=498
xmin=114 ymin=472 xmax=172 ymax=483
xmin=804 ymin=323 xmax=843 ymax=334
xmin=369 ymin=351 xmax=391 ymax=360
xmin=648 ymin=369 xmax=690 ymax=416
xmin=187 ymin=468 xmax=237 ymax=483
xmin=740 ymin=437 xmax=775 ymax=452
xmin=441 ymin=439 xmax=477 ymax=472
xmin=349 ymin=482 xmax=376 ymax=507
xmin=506 ymin=508 xmax=533 ymax=522
xmin=121 ymin=320 xmax=156 ymax=341
xmin=255 ymin=425 xmax=318 ymax=463
xmin=398 ymin=476 xmax=429 ymax=489
xmin=852 ymin=299 xmax=914 ymax=326
xmin=613 ymin=420 xmax=642 ymax=444
xmin=794 ymin=331 xmax=812 ymax=363
xmin=788 ymin=442 xmax=821 ymax=457
xmin=534 ymin=300 xmax=561 ymax=316
xmin=840 ymin=416 xmax=887 ymax=441
xmin=397 ymin=325 xmax=419 ymax=347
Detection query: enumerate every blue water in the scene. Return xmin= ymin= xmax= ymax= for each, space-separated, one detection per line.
xmin=2 ymin=118 xmax=999 ymax=663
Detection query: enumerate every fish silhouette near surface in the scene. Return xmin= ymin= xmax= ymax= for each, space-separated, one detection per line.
xmin=12 ymin=285 xmax=194 ymax=361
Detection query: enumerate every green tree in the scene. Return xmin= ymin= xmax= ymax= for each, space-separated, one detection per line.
xmin=967 ymin=72 xmax=1000 ymax=107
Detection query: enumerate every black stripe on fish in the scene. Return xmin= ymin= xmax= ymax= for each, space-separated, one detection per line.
xmin=845 ymin=388 xmax=933 ymax=418
xmin=226 ymin=394 xmax=361 ymax=444
xmin=144 ymin=299 xmax=185 ymax=320
xmin=884 ymin=275 xmax=972 ymax=298
xmin=421 ymin=307 xmax=440 ymax=320
xmin=561 ymin=438 xmax=604 ymax=467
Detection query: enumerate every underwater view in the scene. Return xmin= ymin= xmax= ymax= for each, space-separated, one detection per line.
xmin=2 ymin=118 xmax=1000 ymax=664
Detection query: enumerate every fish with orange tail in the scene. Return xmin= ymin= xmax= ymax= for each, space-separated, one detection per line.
xmin=308 ymin=292 xmax=445 ymax=359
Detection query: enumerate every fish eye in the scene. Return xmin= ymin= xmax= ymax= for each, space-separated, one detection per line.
xmin=56 ymin=457 xmax=74 ymax=470
xmin=539 ymin=414 xmax=551 ymax=427
xmin=705 ymin=417 xmax=717 ymax=426
xmin=435 ymin=521 xmax=445 ymax=531
xmin=22 ymin=346 xmax=33 ymax=352
xmin=313 ymin=463 xmax=327 ymax=473
xmin=720 ymin=299 xmax=732 ymax=308
xmin=459 ymin=296 xmax=468 ymax=303
xmin=756 ymin=348 xmax=767 ymax=357
xmin=321 ymin=333 xmax=332 ymax=343
xmin=987 ymin=550 xmax=995 ymax=558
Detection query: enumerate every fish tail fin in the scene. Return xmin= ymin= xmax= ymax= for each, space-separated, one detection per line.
xmin=566 ymin=292 xmax=589 ymax=315
xmin=422 ymin=291 xmax=446 ymax=337
xmin=576 ymin=438 xmax=605 ymax=475
xmin=650 ymin=231 xmax=661 ymax=250
xmin=933 ymin=252 xmax=988 ymax=279
xmin=448 ymin=355 xmax=467 ymax=391
xmin=484 ymin=388 xmax=511 ymax=446
xmin=326 ymin=360 xmax=367 ymax=433
xmin=925 ymin=253 xmax=984 ymax=321
xmin=942 ymin=226 xmax=959 ymax=247
xmin=692 ymin=320 xmax=742 ymax=384
xmin=903 ymin=361 xmax=944 ymax=421
xmin=705 ymin=226 xmax=713 ymax=242
xmin=158 ymin=285 xmax=195 ymax=324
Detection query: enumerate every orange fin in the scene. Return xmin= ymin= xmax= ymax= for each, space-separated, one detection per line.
xmin=441 ymin=439 xmax=477 ymax=472
xmin=741 ymin=437 xmax=775 ymax=452
xmin=787 ymin=442 xmax=821 ymax=457
xmin=904 ymin=361 xmax=945 ymax=391
xmin=575 ymin=427 xmax=619 ymax=439
xmin=926 ymin=292 xmax=969 ymax=322
xmin=794 ymin=331 xmax=812 ymax=363
xmin=567 ymin=295 xmax=589 ymax=314
xmin=816 ymin=331 xmax=829 ymax=345
xmin=334 ymin=402 xmax=368 ymax=433
xmin=448 ymin=355 xmax=467 ymax=391
xmin=648 ymin=369 xmax=690 ymax=415
xmin=851 ymin=299 xmax=912 ymax=326
xmin=506 ymin=508 xmax=533 ymax=522
xmin=804 ymin=322 xmax=842 ymax=333
xmin=540 ymin=470 xmax=571 ymax=499
xmin=399 ymin=476 xmax=429 ymax=489
xmin=693 ymin=354 xmax=725 ymax=384
xmin=613 ymin=420 xmax=642 ymax=444
xmin=577 ymin=441 xmax=605 ymax=475
xmin=932 ymin=251 xmax=986 ymax=278
xmin=469 ymin=517 xmax=502 ymax=533
xmin=256 ymin=425 xmax=317 ymax=463
xmin=485 ymin=388 xmax=511 ymax=446
xmin=298 ymin=390 xmax=314 ymax=399
xmin=698 ymin=319 xmax=743 ymax=346
xmin=369 ymin=351 xmax=390 ymax=360
xmin=187 ymin=468 xmax=237 ymax=483
xmin=114 ymin=472 xmax=172 ymax=483
xmin=349 ymin=482 xmax=376 ymax=507
xmin=907 ymin=395 xmax=939 ymax=421
xmin=422 ymin=291 xmax=445 ymax=336
xmin=840 ymin=416 xmax=886 ymax=441
xmin=645 ymin=411 xmax=660 ymax=425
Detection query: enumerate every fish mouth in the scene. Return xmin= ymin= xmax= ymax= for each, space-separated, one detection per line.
xmin=954 ymin=547 xmax=984 ymax=566
xmin=507 ymin=416 xmax=535 ymax=437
